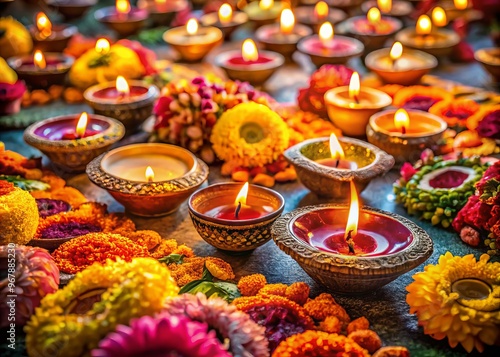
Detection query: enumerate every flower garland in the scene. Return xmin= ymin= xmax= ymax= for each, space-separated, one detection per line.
xmin=393 ymin=86 xmax=454 ymax=112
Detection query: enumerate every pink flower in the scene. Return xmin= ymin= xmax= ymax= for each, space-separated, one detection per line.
xmin=400 ymin=162 xmax=417 ymax=182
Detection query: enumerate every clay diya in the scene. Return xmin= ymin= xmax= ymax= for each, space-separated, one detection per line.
xmin=29 ymin=12 xmax=78 ymax=53
xmin=201 ymin=3 xmax=248 ymax=39
xmin=284 ymin=134 xmax=394 ymax=198
xmin=45 ymin=0 xmax=97 ymax=20
xmin=367 ymin=108 xmax=447 ymax=164
xmin=84 ymin=76 xmax=159 ymax=132
xmin=94 ymin=0 xmax=148 ymax=38
xmin=87 ymin=143 xmax=209 ymax=217
xmin=440 ymin=0 xmax=482 ymax=22
xmin=189 ymin=182 xmax=285 ymax=252
xmin=24 ymin=113 xmax=125 ymax=173
xmin=215 ymin=39 xmax=284 ymax=86
xmin=365 ymin=41 xmax=438 ymax=85
xmin=255 ymin=9 xmax=312 ymax=61
xmin=324 ymin=72 xmax=392 ymax=136
xmin=7 ymin=50 xmax=74 ymax=89
xmin=395 ymin=14 xmax=460 ymax=57
xmin=243 ymin=0 xmax=285 ymax=27
xmin=360 ymin=0 xmax=413 ymax=19
xmin=297 ymin=21 xmax=364 ymax=67
xmin=294 ymin=1 xmax=347 ymax=33
xmin=272 ymin=199 xmax=433 ymax=294
xmin=299 ymin=0 xmax=364 ymax=14
xmin=163 ymin=18 xmax=223 ymax=62
xmin=475 ymin=48 xmax=500 ymax=83
xmin=137 ymin=0 xmax=189 ymax=27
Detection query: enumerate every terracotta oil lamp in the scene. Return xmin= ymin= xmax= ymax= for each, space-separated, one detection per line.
xmin=256 ymin=9 xmax=312 ymax=61
xmin=441 ymin=0 xmax=481 ymax=22
xmin=137 ymin=0 xmax=189 ymax=27
xmin=295 ymin=1 xmax=348 ymax=33
xmin=324 ymin=72 xmax=392 ymax=136
xmin=475 ymin=48 xmax=500 ymax=83
xmin=243 ymin=0 xmax=285 ymax=28
xmin=94 ymin=0 xmax=148 ymax=38
xmin=163 ymin=18 xmax=223 ymax=62
xmin=365 ymin=41 xmax=438 ymax=85
xmin=201 ymin=3 xmax=248 ymax=39
xmin=361 ymin=0 xmax=413 ymax=19
xmin=367 ymin=108 xmax=448 ymax=164
xmin=215 ymin=39 xmax=284 ymax=87
xmin=298 ymin=0 xmax=364 ymax=15
xmin=189 ymin=182 xmax=285 ymax=252
xmin=45 ymin=0 xmax=98 ymax=20
xmin=297 ymin=21 xmax=364 ymax=67
xmin=29 ymin=12 xmax=78 ymax=52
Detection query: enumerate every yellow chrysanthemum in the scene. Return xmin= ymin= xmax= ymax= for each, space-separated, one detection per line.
xmin=406 ymin=252 xmax=500 ymax=353
xmin=210 ymin=102 xmax=290 ymax=168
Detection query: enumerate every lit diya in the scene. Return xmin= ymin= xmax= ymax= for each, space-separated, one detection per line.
xmin=243 ymin=0 xmax=285 ymax=28
xmin=255 ymin=9 xmax=312 ymax=61
xmin=201 ymin=3 xmax=249 ymax=39
xmin=474 ymin=48 xmax=500 ymax=83
xmin=189 ymin=182 xmax=285 ymax=252
xmin=395 ymin=14 xmax=460 ymax=58
xmin=163 ymin=18 xmax=223 ymax=62
xmin=24 ymin=112 xmax=125 ymax=173
xmin=294 ymin=1 xmax=348 ymax=33
xmin=365 ymin=41 xmax=438 ymax=85
xmin=324 ymin=72 xmax=392 ymax=136
xmin=29 ymin=12 xmax=78 ymax=53
xmin=215 ymin=39 xmax=284 ymax=87
xmin=87 ymin=143 xmax=209 ymax=217
xmin=367 ymin=108 xmax=447 ymax=164
xmin=7 ymin=50 xmax=74 ymax=89
xmin=297 ymin=21 xmax=364 ymax=67
xmin=440 ymin=0 xmax=482 ymax=22
xmin=284 ymin=133 xmax=394 ymax=198
xmin=137 ymin=0 xmax=189 ymax=27
xmin=360 ymin=0 xmax=413 ymax=19
xmin=45 ymin=0 xmax=98 ymax=20
xmin=94 ymin=0 xmax=148 ymax=38
xmin=84 ymin=76 xmax=159 ymax=132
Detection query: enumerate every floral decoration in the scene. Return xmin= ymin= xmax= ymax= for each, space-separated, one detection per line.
xmin=429 ymin=99 xmax=480 ymax=128
xmin=393 ymin=86 xmax=454 ymax=112
xmin=467 ymin=105 xmax=500 ymax=140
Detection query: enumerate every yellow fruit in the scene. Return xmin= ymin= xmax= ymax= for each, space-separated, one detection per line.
xmin=0 ymin=57 xmax=17 ymax=84
xmin=0 ymin=17 xmax=33 ymax=58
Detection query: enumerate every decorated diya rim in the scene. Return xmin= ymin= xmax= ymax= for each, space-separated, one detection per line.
xmin=86 ymin=143 xmax=209 ymax=196
xmin=200 ymin=10 xmax=249 ymax=29
xmin=365 ymin=47 xmax=438 ymax=72
xmin=369 ymin=109 xmax=448 ymax=138
xmin=23 ymin=114 xmax=125 ymax=150
xmin=284 ymin=136 xmax=395 ymax=182
xmin=83 ymin=80 xmax=159 ymax=107
xmin=294 ymin=6 xmax=348 ymax=26
xmin=297 ymin=35 xmax=365 ymax=59
xmin=162 ymin=26 xmax=224 ymax=46
xmin=255 ymin=23 xmax=313 ymax=45
xmin=29 ymin=23 xmax=79 ymax=40
xmin=272 ymin=203 xmax=433 ymax=272
xmin=189 ymin=182 xmax=285 ymax=226
xmin=214 ymin=49 xmax=285 ymax=71
xmin=7 ymin=53 xmax=74 ymax=74
xmin=94 ymin=6 xmax=149 ymax=23
xmin=395 ymin=28 xmax=460 ymax=50
xmin=339 ymin=15 xmax=403 ymax=37
xmin=360 ymin=0 xmax=413 ymax=17
xmin=324 ymin=86 xmax=393 ymax=110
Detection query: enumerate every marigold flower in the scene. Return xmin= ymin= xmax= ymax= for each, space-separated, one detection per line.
xmin=303 ymin=294 xmax=351 ymax=325
xmin=372 ymin=346 xmax=410 ymax=357
xmin=120 ymin=229 xmax=162 ymax=250
xmin=429 ymin=99 xmax=480 ymax=127
xmin=347 ymin=316 xmax=370 ymax=334
xmin=205 ymin=257 xmax=235 ymax=281
xmin=259 ymin=283 xmax=288 ymax=297
xmin=285 ymin=282 xmax=310 ymax=305
xmin=393 ymin=86 xmax=453 ymax=112
xmin=318 ymin=315 xmax=342 ymax=334
xmin=348 ymin=329 xmax=382 ymax=353
xmin=238 ymin=274 xmax=267 ymax=296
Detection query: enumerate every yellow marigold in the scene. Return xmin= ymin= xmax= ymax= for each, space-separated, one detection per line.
xmin=259 ymin=283 xmax=288 ymax=297
xmin=238 ymin=274 xmax=267 ymax=296
xmin=167 ymin=257 xmax=206 ymax=286
xmin=172 ymin=244 xmax=195 ymax=258
xmin=285 ymin=282 xmax=310 ymax=305
xmin=150 ymin=238 xmax=179 ymax=259
xmin=205 ymin=257 xmax=235 ymax=281
xmin=210 ymin=102 xmax=290 ymax=168
xmin=406 ymin=252 xmax=500 ymax=353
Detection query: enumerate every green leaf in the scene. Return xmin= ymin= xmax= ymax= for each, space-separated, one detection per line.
xmin=214 ymin=282 xmax=241 ymax=302
xmin=88 ymin=53 xmax=112 ymax=69
xmin=0 ymin=175 xmax=50 ymax=192
xmin=158 ymin=253 xmax=185 ymax=265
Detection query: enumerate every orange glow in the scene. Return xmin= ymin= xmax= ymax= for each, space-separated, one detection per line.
xmin=390 ymin=42 xmax=403 ymax=61
xmin=242 ymin=39 xmax=259 ymax=62
xmin=235 ymin=182 xmax=249 ymax=205
xmin=329 ymin=133 xmax=345 ymax=160
xmin=431 ymin=7 xmax=447 ymax=27
xmin=116 ymin=0 xmax=131 ymax=14
xmin=394 ymin=108 xmax=410 ymax=134
xmin=348 ymin=72 xmax=360 ymax=101
xmin=186 ymin=18 xmax=199 ymax=35
xmin=33 ymin=50 xmax=46 ymax=69
xmin=367 ymin=7 xmax=381 ymax=24
xmin=314 ymin=1 xmax=329 ymax=20
xmin=154 ymin=0 xmax=168 ymax=12
xmin=36 ymin=12 xmax=52 ymax=38
xmin=116 ymin=76 xmax=130 ymax=96
xmin=219 ymin=3 xmax=233 ymax=25
xmin=95 ymin=38 xmax=110 ymax=54
xmin=344 ymin=180 xmax=359 ymax=239
xmin=377 ymin=0 xmax=392 ymax=13
xmin=280 ymin=9 xmax=295 ymax=35
xmin=319 ymin=22 xmax=334 ymax=46
xmin=454 ymin=0 xmax=468 ymax=10
xmin=260 ymin=0 xmax=273 ymax=10
xmin=416 ymin=14 xmax=432 ymax=35
xmin=145 ymin=166 xmax=154 ymax=182
xmin=75 ymin=112 xmax=88 ymax=138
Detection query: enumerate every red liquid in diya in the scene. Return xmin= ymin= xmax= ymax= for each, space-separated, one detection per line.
xmin=93 ymin=86 xmax=148 ymax=100
xmin=205 ymin=203 xmax=274 ymax=220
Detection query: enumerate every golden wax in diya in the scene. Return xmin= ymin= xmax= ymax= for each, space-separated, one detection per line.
xmin=294 ymin=1 xmax=347 ymax=33
xmin=201 ymin=3 xmax=248 ymax=39
xmin=94 ymin=0 xmax=148 ymax=37
xmin=367 ymin=108 xmax=447 ymax=164
xmin=29 ymin=12 xmax=78 ymax=52
xmin=243 ymin=0 xmax=285 ymax=27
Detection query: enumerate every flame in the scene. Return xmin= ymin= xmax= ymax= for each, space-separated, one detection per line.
xmin=348 ymin=72 xmax=360 ymax=101
xmin=75 ymin=112 xmax=88 ymax=138
xmin=36 ymin=12 xmax=52 ymax=38
xmin=344 ymin=180 xmax=359 ymax=239
xmin=34 ymin=50 xmax=46 ymax=69
xmin=390 ymin=42 xmax=403 ymax=61
xmin=95 ymin=38 xmax=110 ymax=55
xmin=377 ymin=0 xmax=392 ymax=13
xmin=394 ymin=108 xmax=410 ymax=133
xmin=314 ymin=1 xmax=329 ymax=20
xmin=454 ymin=0 xmax=467 ymax=10
xmin=235 ymin=182 xmax=249 ymax=206
xmin=145 ymin=166 xmax=154 ymax=182
xmin=431 ymin=7 xmax=447 ymax=27
xmin=367 ymin=7 xmax=381 ymax=24
xmin=280 ymin=9 xmax=295 ymax=35
xmin=116 ymin=76 xmax=130 ymax=96
xmin=319 ymin=22 xmax=334 ymax=46
xmin=219 ymin=3 xmax=233 ymax=25
xmin=242 ymin=39 xmax=259 ymax=62
xmin=116 ymin=0 xmax=131 ymax=14
xmin=329 ymin=133 xmax=345 ymax=161
xmin=416 ymin=14 xmax=432 ymax=35
xmin=186 ymin=18 xmax=199 ymax=35
xmin=260 ymin=0 xmax=273 ymax=11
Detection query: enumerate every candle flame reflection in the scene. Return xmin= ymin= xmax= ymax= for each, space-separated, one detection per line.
xmin=116 ymin=0 xmax=131 ymax=15
xmin=242 ymin=39 xmax=259 ymax=62
xmin=390 ymin=42 xmax=403 ymax=61
xmin=36 ymin=12 xmax=52 ymax=38
xmin=319 ymin=22 xmax=334 ymax=46
xmin=116 ymin=76 xmax=130 ymax=96
xmin=280 ymin=9 xmax=295 ymax=35
xmin=95 ymin=38 xmax=110 ymax=54
xmin=394 ymin=108 xmax=410 ymax=134
xmin=145 ymin=166 xmax=154 ymax=182
xmin=431 ymin=7 xmax=447 ymax=27
xmin=454 ymin=0 xmax=467 ymax=10
xmin=34 ymin=50 xmax=46 ymax=69
xmin=348 ymin=72 xmax=360 ymax=102
xmin=219 ymin=3 xmax=233 ymax=25
xmin=344 ymin=180 xmax=359 ymax=239
xmin=235 ymin=182 xmax=249 ymax=206
xmin=377 ymin=0 xmax=392 ymax=14
xmin=260 ymin=0 xmax=273 ymax=11
xmin=186 ymin=18 xmax=199 ymax=35
xmin=76 ymin=112 xmax=88 ymax=138
xmin=314 ymin=1 xmax=329 ymax=20
xmin=329 ymin=133 xmax=345 ymax=161
xmin=367 ymin=7 xmax=381 ymax=24
xmin=416 ymin=15 xmax=432 ymax=35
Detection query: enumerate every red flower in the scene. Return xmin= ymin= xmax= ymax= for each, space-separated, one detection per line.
xmin=117 ymin=39 xmax=157 ymax=75
xmin=400 ymin=162 xmax=417 ymax=182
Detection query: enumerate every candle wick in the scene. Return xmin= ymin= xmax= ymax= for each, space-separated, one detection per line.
xmin=354 ymin=95 xmax=359 ymax=104
xmin=401 ymin=126 xmax=406 ymax=135
xmin=335 ymin=159 xmax=339 ymax=168
xmin=234 ymin=201 xmax=242 ymax=219
xmin=345 ymin=230 xmax=356 ymax=255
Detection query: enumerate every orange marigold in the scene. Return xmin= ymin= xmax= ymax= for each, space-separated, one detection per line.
xmin=372 ymin=346 xmax=410 ymax=357
xmin=348 ymin=329 xmax=382 ymax=354
xmin=285 ymin=282 xmax=310 ymax=305
xmin=393 ymin=86 xmax=454 ymax=112
xmin=347 ymin=316 xmax=370 ymax=334
xmin=150 ymin=239 xmax=179 ymax=259
xmin=238 ymin=274 xmax=267 ymax=296
xmin=121 ymin=230 xmax=162 ymax=250
xmin=258 ymin=283 xmax=288 ymax=297
xmin=467 ymin=104 xmax=500 ymax=131
xmin=205 ymin=257 xmax=235 ymax=281
xmin=429 ymin=99 xmax=480 ymax=127
xmin=318 ymin=316 xmax=342 ymax=334
xmin=303 ymin=294 xmax=351 ymax=325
